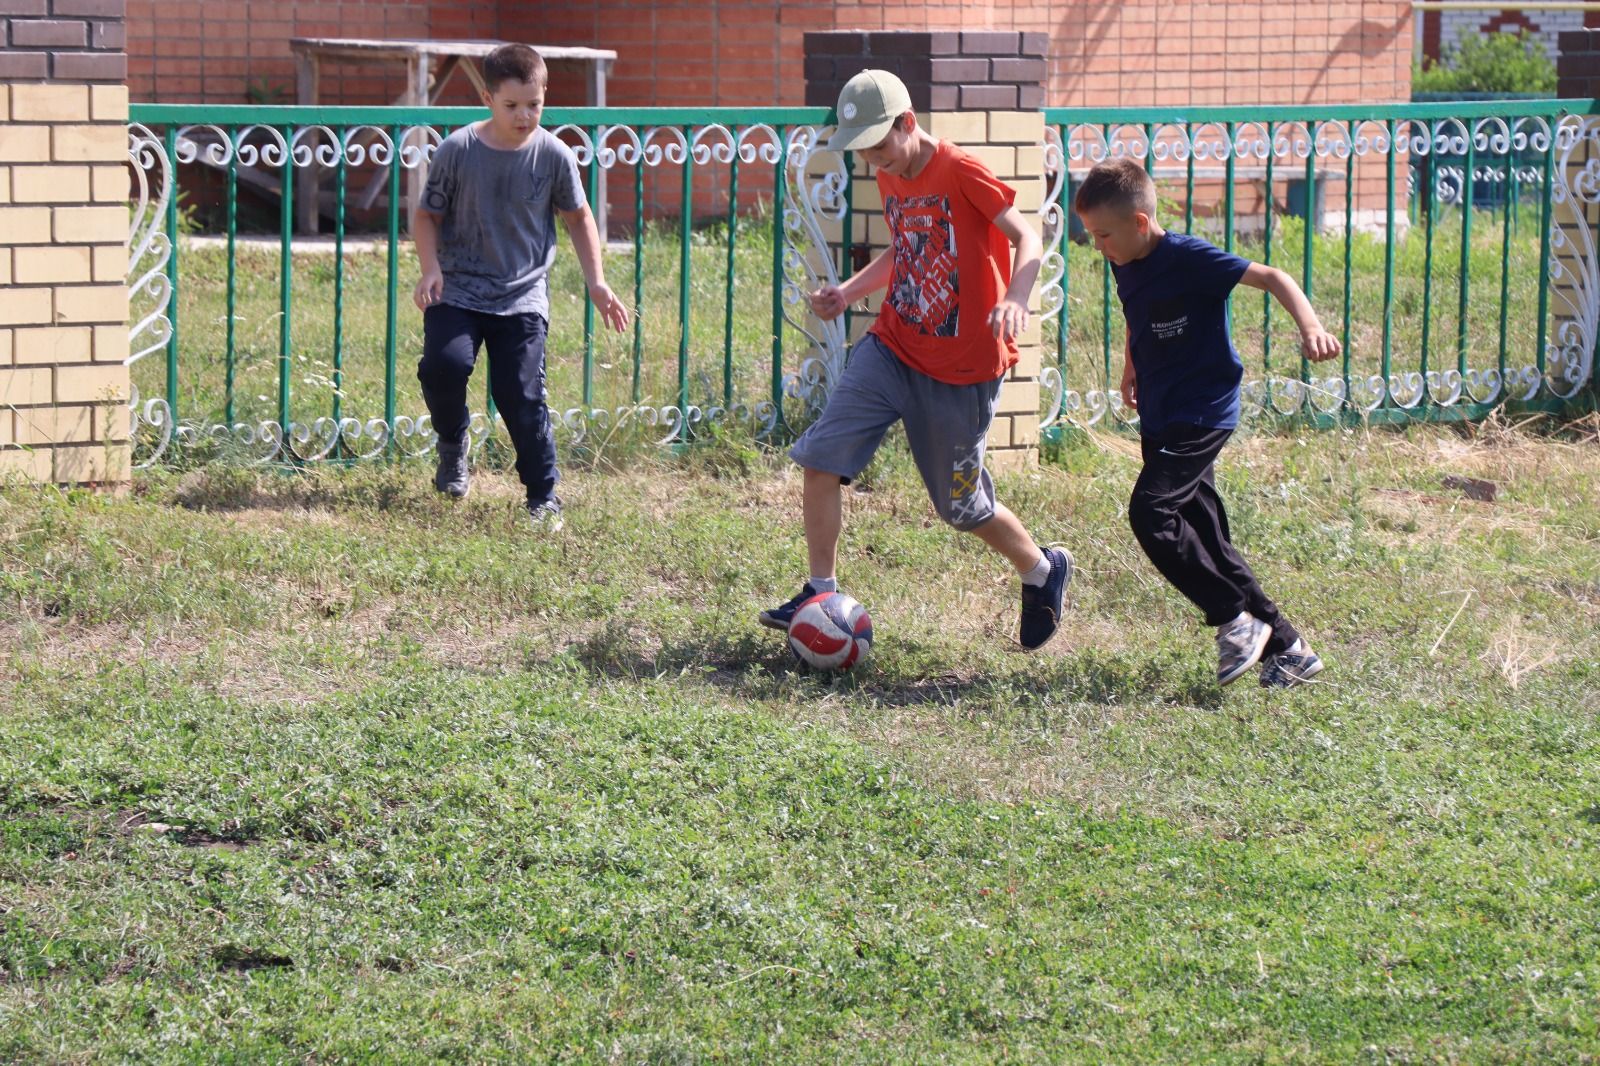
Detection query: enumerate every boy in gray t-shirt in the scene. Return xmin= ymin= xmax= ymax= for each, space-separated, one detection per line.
xmin=413 ymin=44 xmax=628 ymax=528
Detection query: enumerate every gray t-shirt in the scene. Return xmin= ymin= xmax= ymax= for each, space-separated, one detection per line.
xmin=420 ymin=124 xmax=586 ymax=317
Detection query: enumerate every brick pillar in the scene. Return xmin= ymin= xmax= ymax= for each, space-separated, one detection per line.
xmin=1555 ymin=31 xmax=1600 ymax=401
xmin=0 ymin=0 xmax=131 ymax=486
xmin=804 ymin=30 xmax=1048 ymax=473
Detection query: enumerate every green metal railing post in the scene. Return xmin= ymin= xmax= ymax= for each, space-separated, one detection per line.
xmin=1341 ymin=124 xmax=1355 ymax=407
xmin=333 ymin=129 xmax=347 ymax=430
xmin=224 ymin=128 xmax=237 ymax=427
xmin=1534 ymin=127 xmax=1557 ymax=391
xmin=1421 ymin=123 xmax=1438 ymax=397
xmin=163 ymin=125 xmax=180 ymax=428
xmin=632 ymin=162 xmax=644 ymax=405
xmin=723 ymin=143 xmax=740 ymax=410
xmin=677 ymin=125 xmax=693 ymax=437
xmin=770 ymin=125 xmax=789 ymax=433
xmin=1381 ymin=119 xmax=1397 ymax=407
xmin=1456 ymin=127 xmax=1477 ymax=389
xmin=278 ymin=125 xmax=294 ymax=441
xmin=1057 ymin=124 xmax=1071 ymax=401
xmin=582 ymin=128 xmax=599 ymax=410
xmin=1497 ymin=139 xmax=1514 ymax=386
xmin=1263 ymin=121 xmax=1276 ymax=378
xmin=1302 ymin=128 xmax=1316 ymax=392
xmin=1184 ymin=123 xmax=1196 ymax=234
xmin=383 ymin=125 xmax=401 ymax=454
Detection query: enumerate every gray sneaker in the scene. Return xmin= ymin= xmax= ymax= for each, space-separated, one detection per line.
xmin=434 ymin=436 xmax=470 ymax=498
xmin=527 ymin=496 xmax=564 ymax=532
xmin=1260 ymin=641 xmax=1325 ymax=689
xmin=1215 ymin=612 xmax=1271 ymax=686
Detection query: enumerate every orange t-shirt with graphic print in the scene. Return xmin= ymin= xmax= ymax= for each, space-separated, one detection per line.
xmin=868 ymin=140 xmax=1019 ymax=386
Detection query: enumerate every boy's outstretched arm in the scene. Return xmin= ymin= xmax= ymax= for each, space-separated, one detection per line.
xmin=809 ymin=251 xmax=893 ymax=321
xmin=559 ymin=205 xmax=630 ymax=332
xmin=989 ymin=206 xmax=1043 ymax=343
xmin=1238 ymin=263 xmax=1341 ymax=361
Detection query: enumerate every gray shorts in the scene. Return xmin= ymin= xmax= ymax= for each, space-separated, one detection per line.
xmin=790 ymin=333 xmax=1002 ymax=531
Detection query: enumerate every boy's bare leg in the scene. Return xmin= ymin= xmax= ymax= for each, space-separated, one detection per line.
xmin=968 ymin=503 xmax=1045 ymax=572
xmin=973 ymin=501 xmax=1072 ymax=650
xmin=803 ymin=467 xmax=844 ymax=580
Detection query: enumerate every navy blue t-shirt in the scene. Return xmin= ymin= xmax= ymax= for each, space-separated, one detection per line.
xmin=1110 ymin=232 xmax=1251 ymax=437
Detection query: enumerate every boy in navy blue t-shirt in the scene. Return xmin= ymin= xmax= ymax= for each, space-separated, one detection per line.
xmin=1074 ymin=159 xmax=1340 ymax=688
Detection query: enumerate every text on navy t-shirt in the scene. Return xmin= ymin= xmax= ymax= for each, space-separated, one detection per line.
xmin=1110 ymin=231 xmax=1251 ymax=437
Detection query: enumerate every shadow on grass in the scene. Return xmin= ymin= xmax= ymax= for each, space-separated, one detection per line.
xmin=568 ymin=622 xmax=1223 ymax=713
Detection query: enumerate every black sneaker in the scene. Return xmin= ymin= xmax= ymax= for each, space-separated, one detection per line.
xmin=434 ymin=435 xmax=470 ymax=498
xmin=1019 ymin=546 xmax=1073 ymax=651
xmin=526 ymin=495 xmax=564 ymax=532
xmin=758 ymin=582 xmax=823 ymax=632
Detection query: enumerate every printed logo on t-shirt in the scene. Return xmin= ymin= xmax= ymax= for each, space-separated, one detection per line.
xmin=1150 ymin=297 xmax=1189 ymax=343
xmin=524 ymin=172 xmax=552 ymax=202
xmin=886 ymin=193 xmax=959 ymax=338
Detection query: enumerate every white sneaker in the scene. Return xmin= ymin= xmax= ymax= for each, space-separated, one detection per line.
xmin=1216 ymin=612 xmax=1272 ymax=686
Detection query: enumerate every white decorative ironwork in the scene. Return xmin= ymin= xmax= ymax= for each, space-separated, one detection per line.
xmin=1034 ymin=112 xmax=1597 ymax=430
xmin=1548 ymin=114 xmax=1600 ymax=401
xmin=123 ymin=117 xmax=858 ymax=466
xmin=120 ymin=107 xmax=1600 ymax=472
xmin=126 ymin=123 xmax=175 ymax=467
xmin=779 ymin=125 xmax=849 ymax=425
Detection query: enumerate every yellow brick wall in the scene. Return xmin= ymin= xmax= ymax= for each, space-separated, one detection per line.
xmin=0 ymin=82 xmax=130 ymax=487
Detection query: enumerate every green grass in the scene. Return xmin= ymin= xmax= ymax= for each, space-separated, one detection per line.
xmin=138 ymin=197 xmax=1562 ymax=446
xmin=3 ymin=420 xmax=1599 ymax=1060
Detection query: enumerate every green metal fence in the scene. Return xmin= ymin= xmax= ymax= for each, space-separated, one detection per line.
xmin=125 ymin=104 xmax=853 ymax=466
xmin=1036 ymin=99 xmax=1600 ymax=434
xmin=123 ymin=99 xmax=1600 ymax=467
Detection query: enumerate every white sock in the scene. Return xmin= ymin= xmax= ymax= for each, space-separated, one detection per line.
xmin=1019 ymin=551 xmax=1051 ymax=588
xmin=808 ymin=576 xmax=837 ymax=593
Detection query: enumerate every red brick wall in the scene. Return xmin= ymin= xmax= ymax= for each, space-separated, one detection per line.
xmin=126 ymin=1 xmax=490 ymax=105
xmin=129 ymin=0 xmax=1415 ymax=109
xmin=1046 ymin=1 xmax=1412 ymax=108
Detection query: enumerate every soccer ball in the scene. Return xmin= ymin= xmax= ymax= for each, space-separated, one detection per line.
xmin=788 ymin=592 xmax=874 ymax=671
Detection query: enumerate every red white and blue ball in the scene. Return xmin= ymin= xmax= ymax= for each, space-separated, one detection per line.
xmin=788 ymin=592 xmax=873 ymax=671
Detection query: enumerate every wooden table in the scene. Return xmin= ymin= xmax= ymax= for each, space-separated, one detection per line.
xmin=289 ymin=38 xmax=617 ymax=234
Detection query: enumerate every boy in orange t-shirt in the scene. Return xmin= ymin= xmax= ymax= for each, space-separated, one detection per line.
xmin=757 ymin=69 xmax=1075 ymax=651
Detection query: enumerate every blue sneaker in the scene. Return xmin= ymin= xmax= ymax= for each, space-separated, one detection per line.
xmin=1260 ymin=641 xmax=1325 ymax=688
xmin=1019 ymin=547 xmax=1073 ymax=651
xmin=758 ymin=582 xmax=822 ymax=632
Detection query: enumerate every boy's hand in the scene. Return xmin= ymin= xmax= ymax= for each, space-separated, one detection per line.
xmin=591 ymin=283 xmax=631 ymax=332
xmin=413 ymin=268 xmax=444 ymax=311
xmin=1120 ymin=361 xmax=1138 ymax=411
xmin=808 ymin=285 xmax=847 ymax=322
xmin=1302 ymin=327 xmax=1341 ymax=362
xmin=988 ymin=298 xmax=1029 ymax=343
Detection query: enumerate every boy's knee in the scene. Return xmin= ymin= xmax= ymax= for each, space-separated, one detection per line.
xmin=417 ymin=351 xmax=471 ymax=387
xmin=1127 ymin=492 xmax=1165 ymax=535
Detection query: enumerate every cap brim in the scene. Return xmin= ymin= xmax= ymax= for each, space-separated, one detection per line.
xmin=825 ymin=118 xmax=895 ymax=153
